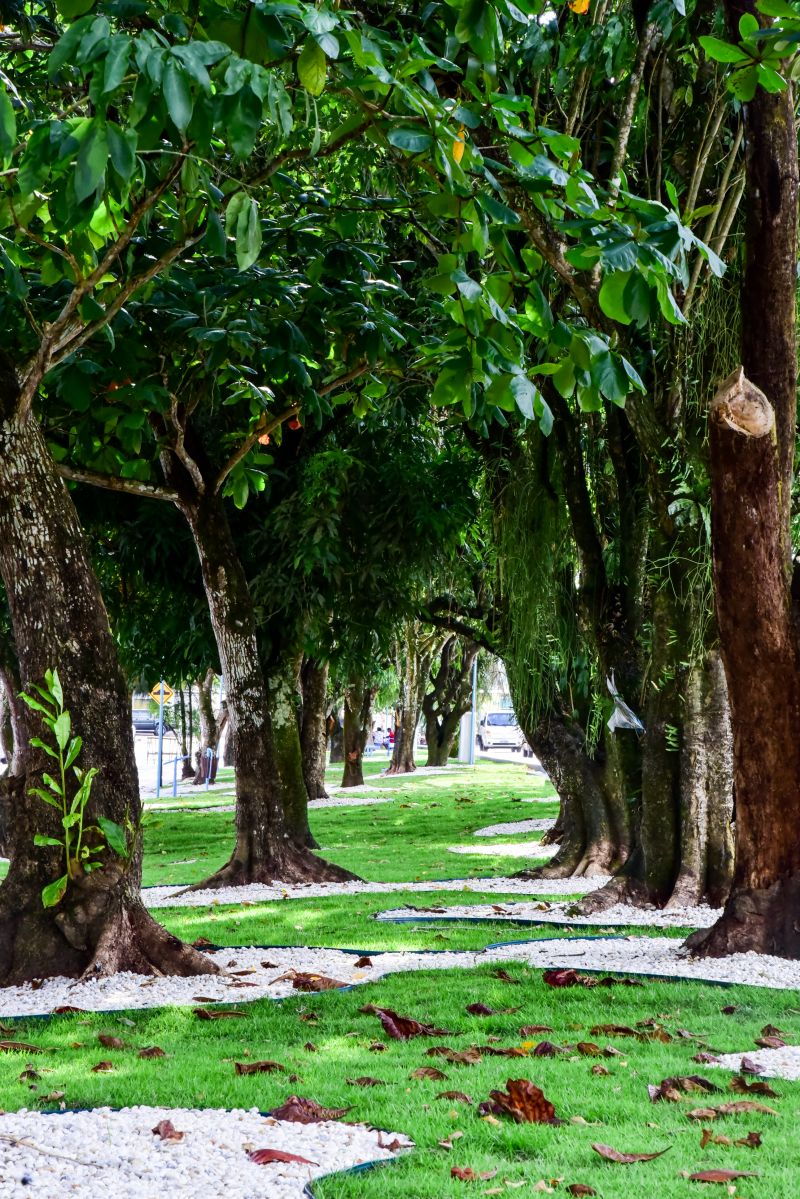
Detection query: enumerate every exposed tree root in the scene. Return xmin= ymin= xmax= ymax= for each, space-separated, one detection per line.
xmin=686 ymin=877 xmax=800 ymax=958
xmin=178 ymin=843 xmax=360 ymax=894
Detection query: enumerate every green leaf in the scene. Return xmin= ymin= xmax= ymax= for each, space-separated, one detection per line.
xmin=53 ymin=712 xmax=71 ymax=752
xmin=739 ymin=12 xmax=760 ymax=37
xmin=163 ymin=59 xmax=194 ymax=133
xmin=456 ymin=0 xmax=489 ymax=42
xmin=757 ymin=0 xmax=798 ymax=15
xmin=97 ymin=817 xmax=129 ymax=858
xmin=233 ymin=195 xmax=261 ymax=271
xmin=102 ymin=35 xmax=132 ymax=93
xmin=599 ymin=270 xmax=633 ymax=325
xmin=65 ymin=736 xmax=83 ymax=770
xmin=28 ymin=787 xmax=62 ymax=809
xmin=698 ymin=36 xmax=751 ymax=63
xmin=57 ymin=0 xmax=96 ymax=17
xmin=42 ymin=771 xmax=64 ymax=796
xmin=30 ymin=737 xmax=58 ymax=760
xmin=757 ymin=62 xmax=787 ymax=92
xmin=387 ymin=128 xmax=433 ymax=153
xmin=34 ymin=834 xmax=64 ymax=847
xmin=48 ymin=14 xmax=97 ymax=77
xmin=107 ymin=125 xmax=136 ymax=183
xmin=41 ymin=874 xmax=69 ymax=908
xmin=49 ymin=670 xmax=63 ymax=709
xmin=297 ymin=39 xmax=327 ymax=96
xmin=74 ymin=119 xmax=109 ymax=203
xmin=0 ymin=87 xmax=16 ymax=165
xmin=509 ymin=373 xmax=540 ymax=421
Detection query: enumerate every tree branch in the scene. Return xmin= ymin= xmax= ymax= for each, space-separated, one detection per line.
xmin=58 ymin=464 xmax=178 ymax=503
xmin=609 ymin=23 xmax=660 ymax=201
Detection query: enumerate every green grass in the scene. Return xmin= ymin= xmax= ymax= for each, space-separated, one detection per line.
xmin=2 ymin=967 xmax=798 ymax=1198
xmin=142 ymin=760 xmax=557 ymax=887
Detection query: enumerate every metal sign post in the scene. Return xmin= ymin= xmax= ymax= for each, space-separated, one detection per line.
xmin=155 ymin=680 xmax=165 ymax=799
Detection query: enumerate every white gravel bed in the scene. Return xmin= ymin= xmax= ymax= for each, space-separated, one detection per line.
xmin=474 ymin=819 xmax=556 ymax=837
xmin=376 ymin=899 xmax=720 ymax=929
xmin=711 ymin=1045 xmax=800 ymax=1081
xmin=448 ymin=840 xmax=559 ymax=858
xmin=0 ymin=1106 xmax=410 ymax=1199
xmin=308 ymin=796 xmax=395 ymax=809
xmin=144 ymin=874 xmax=605 ymax=909
xmin=3 ymin=935 xmax=800 ymax=1019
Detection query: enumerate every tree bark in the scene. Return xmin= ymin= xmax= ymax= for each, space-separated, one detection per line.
xmin=423 ymin=636 xmax=478 ymax=767
xmin=328 ymin=711 xmax=344 ymax=764
xmin=688 ymin=55 xmax=800 ymax=957
xmin=176 ymin=488 xmax=355 ymax=887
xmin=0 ymin=369 xmax=215 ymax=984
xmin=387 ymin=624 xmax=439 ymax=775
xmin=300 ymin=658 xmax=329 ymax=801
xmin=269 ymin=644 xmax=318 ymax=849
xmin=178 ymin=687 xmax=194 ymax=779
xmin=342 ymin=677 xmax=378 ymax=788
xmin=192 ymin=668 xmax=222 ymax=785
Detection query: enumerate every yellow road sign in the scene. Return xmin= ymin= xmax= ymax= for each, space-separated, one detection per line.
xmin=150 ymin=682 xmax=175 ymax=705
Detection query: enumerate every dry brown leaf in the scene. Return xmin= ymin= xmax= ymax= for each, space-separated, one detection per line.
xmin=346 ymin=1076 xmax=385 ymax=1087
xmin=0 ymin=1041 xmax=42 ymax=1054
xmin=410 ymin=1066 xmax=448 ymax=1081
xmin=688 ymin=1100 xmax=777 ymax=1120
xmin=234 ymin=1060 xmax=286 ymax=1075
xmin=566 ymin=1187 xmax=597 ymax=1197
xmin=649 ymin=1076 xmax=720 ymax=1103
xmin=193 ymin=1008 xmax=248 ymax=1020
xmin=478 ymin=1078 xmax=561 ymax=1124
xmin=755 ymin=1034 xmax=786 ymax=1049
xmin=491 ymin=969 xmax=521 ymax=984
xmin=466 ymin=1003 xmax=495 ymax=1016
xmin=354 ymin=956 xmax=373 ymax=968
xmin=476 ymin=1045 xmax=528 ymax=1058
xmin=361 ymin=1004 xmax=450 ymax=1040
xmin=739 ymin=1056 xmax=765 ymax=1075
xmin=436 ymin=1091 xmax=472 ymax=1104
xmin=576 ymin=1042 xmax=602 ymax=1057
xmin=428 ymin=1046 xmax=483 ymax=1065
xmin=98 ymin=1034 xmax=125 ymax=1050
xmin=451 ymin=1166 xmax=498 ymax=1181
xmin=730 ymin=1076 xmax=779 ymax=1098
xmin=591 ymin=1064 xmax=610 ymax=1076
xmin=591 ymin=1142 xmax=669 ymax=1164
xmin=138 ymin=1046 xmax=166 ymax=1059
xmin=688 ymin=1169 xmax=759 ymax=1183
xmin=270 ymin=1095 xmax=350 ymax=1123
xmin=532 ymin=1041 xmax=566 ymax=1057
xmin=91 ymin=1061 xmax=114 ymax=1073
xmin=272 ymin=970 xmax=349 ymax=992
xmin=152 ymin=1119 xmax=183 ymax=1142
xmin=692 ymin=1052 xmax=722 ymax=1065
xmin=249 ymin=1148 xmax=318 ymax=1166
xmin=520 ymin=1025 xmax=553 ymax=1036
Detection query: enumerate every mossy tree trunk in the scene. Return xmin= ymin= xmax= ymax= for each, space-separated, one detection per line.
xmin=423 ymin=636 xmax=478 ymax=767
xmin=342 ymin=676 xmax=378 ymax=788
xmin=300 ymin=658 xmax=329 ymax=801
xmin=269 ymin=644 xmax=318 ymax=849
xmin=0 ymin=363 xmax=215 ymax=984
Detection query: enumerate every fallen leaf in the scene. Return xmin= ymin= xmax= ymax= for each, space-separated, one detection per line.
xmin=693 ymin=1052 xmax=722 ymax=1065
xmin=192 ymin=936 xmax=213 ymax=947
xmin=410 ymin=1067 xmax=448 ymax=1081
xmin=270 ymin=1095 xmax=350 ymax=1123
xmin=720 ymin=1005 xmax=737 ymax=1015
xmin=648 ymin=1076 xmax=721 ymax=1103
xmin=152 ymin=1119 xmax=183 ymax=1141
xmin=451 ymin=1166 xmax=498 ymax=1181
xmin=491 ymin=969 xmax=521 ymax=984
xmin=0 ymin=1042 xmax=42 ymax=1054
xmin=193 ymin=1008 xmax=248 ymax=1020
xmin=576 ymin=1043 xmax=603 ymax=1057
xmin=437 ymin=1091 xmax=472 ymax=1104
xmin=476 ymin=1045 xmax=528 ymax=1058
xmin=361 ymin=1004 xmax=449 ymax=1040
xmin=688 ymin=1100 xmax=777 ymax=1120
xmin=439 ymin=1131 xmax=464 ymax=1149
xmin=273 ymin=970 xmax=349 ymax=992
xmin=730 ymin=1076 xmax=779 ymax=1098
xmin=368 ymin=1041 xmax=386 ymax=1052
xmin=19 ymin=1067 xmax=41 ymax=1082
xmin=532 ymin=1041 xmax=566 ymax=1057
xmin=354 ymin=956 xmax=373 ymax=968
xmin=346 ymin=1076 xmax=385 ymax=1087
xmin=51 ymin=1006 xmax=87 ymax=1014
xmin=590 ymin=1024 xmax=639 ymax=1039
xmin=478 ymin=1079 xmax=561 ymax=1124
xmin=592 ymin=1142 xmax=669 ymax=1164
xmin=567 ymin=1187 xmax=597 ymax=1197
xmin=739 ymin=1056 xmax=765 ymax=1075
xmin=688 ymin=1169 xmax=759 ymax=1183
xmin=466 ymin=1003 xmax=494 ymax=1016
xmin=234 ymin=1060 xmax=286 ymax=1075
xmin=755 ymin=1034 xmax=786 ymax=1049
xmin=248 ymin=1148 xmax=318 ymax=1166
xmin=520 ymin=1025 xmax=553 ymax=1036
xmin=304 ymin=1042 xmax=318 ymax=1052
xmin=91 ymin=1061 xmax=113 ymax=1072
xmin=591 ymin=1064 xmax=610 ymax=1076
xmin=428 ymin=1046 xmax=483 ymax=1065
xmin=98 ymin=1034 xmax=125 ymax=1050
xmin=761 ymin=1023 xmax=785 ymax=1037
xmin=138 ymin=1046 xmax=166 ymax=1059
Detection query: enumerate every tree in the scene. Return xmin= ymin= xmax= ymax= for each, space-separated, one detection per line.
xmin=422 ymin=636 xmax=479 ymax=767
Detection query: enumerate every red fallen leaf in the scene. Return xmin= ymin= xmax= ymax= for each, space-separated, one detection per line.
xmin=192 ymin=936 xmax=213 ymax=947
xmin=427 ymin=1046 xmax=482 ymax=1065
xmin=361 ymin=1005 xmax=450 ymax=1040
xmin=478 ymin=1079 xmax=562 ymax=1124
xmin=436 ymin=1091 xmax=472 ymax=1103
xmin=410 ymin=1066 xmax=448 ymax=1081
xmin=648 ymin=1076 xmax=721 ymax=1102
xmin=688 ymin=1169 xmax=759 ymax=1183
xmin=152 ymin=1119 xmax=184 ymax=1141
xmin=755 ymin=1034 xmax=786 ymax=1049
xmin=270 ymin=1095 xmax=351 ymax=1123
xmin=700 ymin=1129 xmax=732 ymax=1148
xmin=739 ymin=1056 xmax=765 ymax=1075
xmin=451 ymin=1166 xmax=498 ymax=1181
xmin=91 ymin=1061 xmax=114 ymax=1072
xmin=575 ymin=1042 xmax=603 ymax=1057
xmin=693 ymin=1052 xmax=722 ymax=1065
xmin=193 ymin=1008 xmax=248 ymax=1020
xmin=476 ymin=1045 xmax=528 ymax=1058
xmin=354 ymin=956 xmax=373 ymax=968
xmin=234 ymin=1060 xmax=286 ymax=1075
xmin=532 ymin=1041 xmax=565 ymax=1057
xmin=520 ymin=1025 xmax=553 ymax=1036
xmin=761 ymin=1023 xmax=785 ymax=1037
xmin=98 ymin=1034 xmax=125 ymax=1050
xmin=735 ymin=1131 xmax=763 ymax=1148
xmin=567 ymin=1187 xmax=597 ymax=1197
xmin=543 ymin=968 xmax=586 ymax=988
xmin=347 ymin=1076 xmax=386 ymax=1087
xmin=466 ymin=1003 xmax=494 ymax=1016
xmin=730 ymin=1076 xmax=780 ymax=1098
xmin=0 ymin=1041 xmax=42 ymax=1054
xmin=52 ymin=1006 xmax=87 ymax=1014
xmin=248 ymin=1148 xmax=318 ymax=1166
xmin=687 ymin=1100 xmax=778 ymax=1120
xmin=304 ymin=1042 xmax=318 ymax=1053
xmin=592 ymin=1142 xmax=669 ymax=1164
xmin=138 ymin=1046 xmax=166 ymax=1059
xmin=720 ymin=1005 xmax=738 ymax=1015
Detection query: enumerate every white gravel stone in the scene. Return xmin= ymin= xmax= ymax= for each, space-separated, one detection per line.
xmin=474 ymin=819 xmax=556 ymax=837
xmin=144 ymin=875 xmax=604 ymax=909
xmin=376 ymin=900 xmax=720 ymax=929
xmin=2 ymin=936 xmax=800 ymax=1020
xmin=0 ymin=1106 xmax=410 ymax=1199
xmin=308 ymin=796 xmax=395 ymax=809
xmin=448 ymin=841 xmax=559 ymax=857
xmin=711 ymin=1045 xmax=800 ymax=1081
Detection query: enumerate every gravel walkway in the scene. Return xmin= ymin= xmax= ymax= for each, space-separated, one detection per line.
xmin=0 ymin=1106 xmax=410 ymax=1199
xmin=448 ymin=841 xmax=559 ymax=857
xmin=144 ymin=875 xmax=604 ymax=909
xmin=712 ymin=1045 xmax=800 ymax=1081
xmin=474 ymin=819 xmax=556 ymax=837
xmin=3 ymin=936 xmax=800 ymax=1019
xmin=376 ymin=899 xmax=720 ymax=929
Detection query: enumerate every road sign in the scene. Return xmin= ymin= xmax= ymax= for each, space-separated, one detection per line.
xmin=150 ymin=682 xmax=175 ymax=704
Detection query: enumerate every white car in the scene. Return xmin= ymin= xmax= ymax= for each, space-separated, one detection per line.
xmin=477 ymin=711 xmax=525 ymax=751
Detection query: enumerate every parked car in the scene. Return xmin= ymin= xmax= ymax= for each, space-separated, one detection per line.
xmin=132 ymin=709 xmax=167 ymax=737
xmin=477 ymin=710 xmax=525 ymax=751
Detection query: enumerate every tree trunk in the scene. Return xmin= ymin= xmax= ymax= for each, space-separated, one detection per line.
xmin=301 ymin=658 xmax=329 ymax=801
xmin=688 ymin=59 xmax=800 ymax=957
xmin=342 ymin=677 xmax=377 ymax=788
xmin=178 ymin=687 xmax=194 ymax=778
xmin=0 ymin=375 xmax=215 ymax=984
xmin=423 ymin=637 xmax=478 ymax=767
xmin=387 ymin=625 xmax=438 ymax=775
xmin=269 ymin=645 xmax=318 ymax=849
xmin=192 ymin=667 xmax=221 ymax=785
xmin=328 ymin=711 xmax=344 ymax=764
xmin=177 ymin=489 xmax=355 ymax=887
